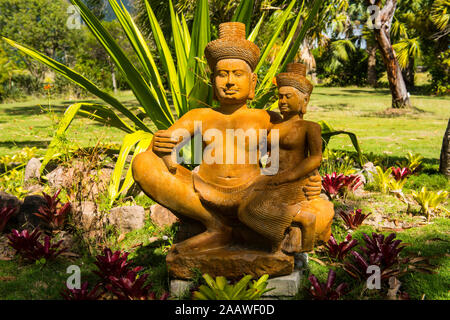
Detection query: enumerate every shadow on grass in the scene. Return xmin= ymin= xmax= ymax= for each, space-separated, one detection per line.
xmin=1 ymin=104 xmax=69 ymax=116
xmin=0 ymin=140 xmax=50 ymax=149
xmin=318 ymin=103 xmax=353 ymax=111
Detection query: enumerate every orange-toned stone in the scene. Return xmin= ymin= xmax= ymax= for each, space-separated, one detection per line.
xmin=167 ymin=246 xmax=293 ymax=280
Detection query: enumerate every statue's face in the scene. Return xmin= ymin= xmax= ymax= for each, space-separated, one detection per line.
xmin=278 ymin=86 xmax=309 ymax=116
xmin=213 ymin=59 xmax=257 ymax=105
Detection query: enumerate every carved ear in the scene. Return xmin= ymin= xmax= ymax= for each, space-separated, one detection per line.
xmin=248 ymin=73 xmax=257 ymax=100
xmin=301 ymin=96 xmax=310 ymax=114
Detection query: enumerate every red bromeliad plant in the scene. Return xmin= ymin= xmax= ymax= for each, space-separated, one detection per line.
xmin=322 ymin=173 xmax=363 ymax=199
xmin=360 ymin=233 xmax=404 ymax=268
xmin=338 ymin=209 xmax=372 ymax=229
xmin=61 ymin=282 xmax=103 ymax=300
xmin=7 ymin=229 xmax=67 ymax=262
xmin=342 ymin=174 xmax=363 ymax=193
xmin=308 ymin=269 xmax=348 ymax=300
xmin=94 ymin=248 xmax=141 ymax=283
xmin=322 ymin=173 xmax=345 ymax=198
xmin=391 ymin=167 xmax=411 ymax=181
xmin=0 ymin=206 xmax=17 ymax=232
xmin=107 ymin=270 xmax=169 ymax=300
xmin=324 ymin=234 xmax=358 ymax=261
xmin=33 ymin=190 xmax=71 ymax=230
xmin=344 ymin=233 xmax=406 ymax=280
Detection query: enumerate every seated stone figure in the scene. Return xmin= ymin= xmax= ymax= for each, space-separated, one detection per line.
xmin=238 ymin=63 xmax=334 ymax=254
xmin=132 ymin=22 xmax=323 ymax=279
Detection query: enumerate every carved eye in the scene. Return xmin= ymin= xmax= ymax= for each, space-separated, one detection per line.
xmin=217 ymin=71 xmax=227 ymax=78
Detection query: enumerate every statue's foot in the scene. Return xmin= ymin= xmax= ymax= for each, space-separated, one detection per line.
xmin=172 ymin=228 xmax=232 ymax=253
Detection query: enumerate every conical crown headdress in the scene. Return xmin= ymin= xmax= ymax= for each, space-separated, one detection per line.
xmin=275 ymin=63 xmax=313 ymax=95
xmin=204 ymin=22 xmax=260 ymax=71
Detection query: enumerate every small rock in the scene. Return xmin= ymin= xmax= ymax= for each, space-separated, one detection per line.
xmin=24 ymin=158 xmax=41 ymax=182
xmin=0 ymin=191 xmax=22 ymax=210
xmin=150 ymin=204 xmax=179 ymax=228
xmin=12 ymin=195 xmax=46 ymax=229
xmin=109 ymin=205 xmax=145 ymax=232
xmin=47 ymin=166 xmax=69 ymax=189
xmin=73 ymin=201 xmax=103 ymax=238
xmin=25 ymin=184 xmax=45 ymax=195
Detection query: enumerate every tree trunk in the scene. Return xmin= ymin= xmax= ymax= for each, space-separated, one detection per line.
xmin=369 ymin=0 xmax=411 ymax=108
xmin=440 ymin=119 xmax=450 ymax=177
xmin=367 ymin=43 xmax=377 ymax=87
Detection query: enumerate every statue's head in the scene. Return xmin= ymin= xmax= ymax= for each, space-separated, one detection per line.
xmin=276 ymin=63 xmax=313 ymax=116
xmin=204 ymin=22 xmax=260 ymax=105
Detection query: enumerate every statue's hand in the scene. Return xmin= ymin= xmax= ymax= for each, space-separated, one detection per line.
xmin=304 ymin=171 xmax=322 ymax=200
xmin=153 ymin=130 xmax=179 ymax=155
xmin=153 ymin=130 xmax=180 ymax=174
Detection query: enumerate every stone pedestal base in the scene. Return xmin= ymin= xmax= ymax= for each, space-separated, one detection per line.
xmin=166 ymin=246 xmax=294 ymax=280
xmin=262 ymin=271 xmax=302 ymax=299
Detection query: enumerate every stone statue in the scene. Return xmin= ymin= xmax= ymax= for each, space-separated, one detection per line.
xmin=132 ymin=22 xmax=330 ymax=279
xmin=238 ymin=63 xmax=334 ymax=255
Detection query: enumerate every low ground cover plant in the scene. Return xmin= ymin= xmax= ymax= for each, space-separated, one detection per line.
xmin=193 ymin=274 xmax=272 ymax=300
xmin=0 ymin=206 xmax=17 ymax=232
xmin=324 ymin=234 xmax=358 ymax=261
xmin=308 ymin=269 xmax=348 ymax=300
xmin=338 ymin=209 xmax=372 ymax=230
xmin=7 ymin=228 xmax=67 ymax=262
xmin=412 ymin=187 xmax=449 ymax=221
xmin=33 ymin=190 xmax=71 ymax=230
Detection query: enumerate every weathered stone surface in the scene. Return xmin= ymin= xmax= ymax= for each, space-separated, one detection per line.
xmin=0 ymin=191 xmax=21 ymax=209
xmin=46 ymin=164 xmax=112 ymax=200
xmin=150 ymin=204 xmax=179 ymax=228
xmin=294 ymin=252 xmax=308 ymax=270
xmin=24 ymin=158 xmax=41 ymax=182
xmin=174 ymin=217 xmax=205 ymax=243
xmin=24 ymin=184 xmax=45 ymax=195
xmin=170 ymin=280 xmax=193 ymax=299
xmin=73 ymin=201 xmax=103 ymax=238
xmin=167 ymin=247 xmax=294 ymax=280
xmin=109 ymin=205 xmax=146 ymax=232
xmin=46 ymin=166 xmax=67 ymax=189
xmin=14 ymin=195 xmax=46 ymax=228
xmin=263 ymin=271 xmax=302 ymax=297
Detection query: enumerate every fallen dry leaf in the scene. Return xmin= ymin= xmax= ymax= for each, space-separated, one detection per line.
xmin=130 ymin=242 xmax=143 ymax=248
xmin=0 ymin=276 xmax=16 ymax=281
xmin=309 ymin=257 xmax=326 ymax=266
xmin=61 ymin=252 xmax=80 ymax=258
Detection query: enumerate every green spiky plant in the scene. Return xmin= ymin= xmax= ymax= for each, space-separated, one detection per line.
xmin=397 ymin=152 xmax=424 ymax=173
xmin=192 ymin=273 xmax=272 ymax=300
xmin=412 ymin=187 xmax=449 ymax=221
xmin=372 ymin=166 xmax=393 ymax=194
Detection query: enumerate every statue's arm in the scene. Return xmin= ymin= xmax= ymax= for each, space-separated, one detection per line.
xmin=148 ymin=110 xmax=200 ymax=173
xmin=271 ymin=122 xmax=322 ymax=185
xmin=151 ymin=110 xmax=199 ymax=154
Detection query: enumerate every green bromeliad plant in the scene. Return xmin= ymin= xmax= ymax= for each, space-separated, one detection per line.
xmin=3 ymin=0 xmax=360 ymax=204
xmin=193 ymin=273 xmax=272 ymax=300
